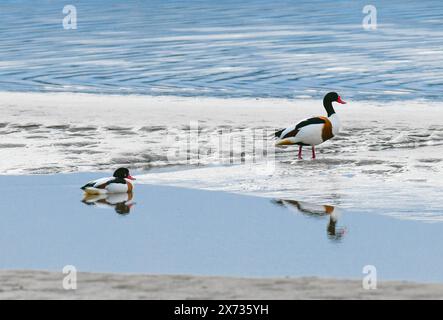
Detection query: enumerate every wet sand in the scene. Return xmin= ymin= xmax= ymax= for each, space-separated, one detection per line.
xmin=1 ymin=92 xmax=442 ymax=223
xmin=1 ymin=270 xmax=443 ymax=300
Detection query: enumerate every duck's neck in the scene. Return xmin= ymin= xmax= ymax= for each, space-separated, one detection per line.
xmin=323 ymin=98 xmax=336 ymax=117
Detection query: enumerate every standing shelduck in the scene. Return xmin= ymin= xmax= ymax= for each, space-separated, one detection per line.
xmin=81 ymin=167 xmax=136 ymax=195
xmin=275 ymin=92 xmax=346 ymax=159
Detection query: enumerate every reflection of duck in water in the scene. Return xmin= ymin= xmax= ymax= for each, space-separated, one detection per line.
xmin=272 ymin=199 xmax=346 ymax=241
xmin=82 ymin=192 xmax=135 ymax=215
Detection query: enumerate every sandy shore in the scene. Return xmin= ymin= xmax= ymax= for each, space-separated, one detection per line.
xmin=1 ymin=270 xmax=442 ymax=300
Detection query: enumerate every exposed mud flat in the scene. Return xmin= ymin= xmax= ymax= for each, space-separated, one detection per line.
xmin=1 ymin=270 xmax=443 ymax=300
xmin=1 ymin=92 xmax=442 ymax=222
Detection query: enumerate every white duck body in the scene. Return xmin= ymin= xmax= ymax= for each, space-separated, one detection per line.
xmin=82 ymin=177 xmax=134 ymax=195
xmin=277 ymin=113 xmax=341 ymax=146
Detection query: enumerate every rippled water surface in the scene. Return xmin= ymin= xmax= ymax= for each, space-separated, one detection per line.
xmin=1 ymin=0 xmax=443 ymax=100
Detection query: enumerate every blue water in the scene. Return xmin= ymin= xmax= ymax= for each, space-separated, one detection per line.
xmin=1 ymin=0 xmax=443 ymax=100
xmin=1 ymin=173 xmax=443 ymax=282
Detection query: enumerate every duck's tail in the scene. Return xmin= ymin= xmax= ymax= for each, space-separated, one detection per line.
xmin=81 ymin=182 xmax=94 ymax=190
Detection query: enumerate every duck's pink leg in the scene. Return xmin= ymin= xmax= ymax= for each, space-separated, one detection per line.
xmin=298 ymin=145 xmax=303 ymax=160
xmin=312 ymin=146 xmax=316 ymax=159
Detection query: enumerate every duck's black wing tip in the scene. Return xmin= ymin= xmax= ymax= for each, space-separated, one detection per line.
xmin=274 ymin=128 xmax=285 ymax=138
xmin=81 ymin=182 xmax=95 ymax=190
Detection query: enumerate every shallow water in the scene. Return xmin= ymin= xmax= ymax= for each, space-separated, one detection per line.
xmin=1 ymin=0 xmax=443 ymax=100
xmin=1 ymin=173 xmax=443 ymax=282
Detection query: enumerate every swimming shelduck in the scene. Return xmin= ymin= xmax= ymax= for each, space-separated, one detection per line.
xmin=275 ymin=92 xmax=346 ymax=159
xmin=81 ymin=167 xmax=136 ymax=195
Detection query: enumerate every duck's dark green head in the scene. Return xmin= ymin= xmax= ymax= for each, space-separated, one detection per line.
xmin=324 ymin=92 xmax=346 ymax=104
xmin=113 ymin=167 xmax=135 ymax=180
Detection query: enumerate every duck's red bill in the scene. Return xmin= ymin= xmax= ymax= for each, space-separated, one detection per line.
xmin=127 ymin=175 xmax=136 ymax=180
xmin=337 ymin=96 xmax=347 ymax=104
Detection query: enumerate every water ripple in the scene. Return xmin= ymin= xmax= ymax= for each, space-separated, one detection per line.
xmin=0 ymin=0 xmax=442 ymax=100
